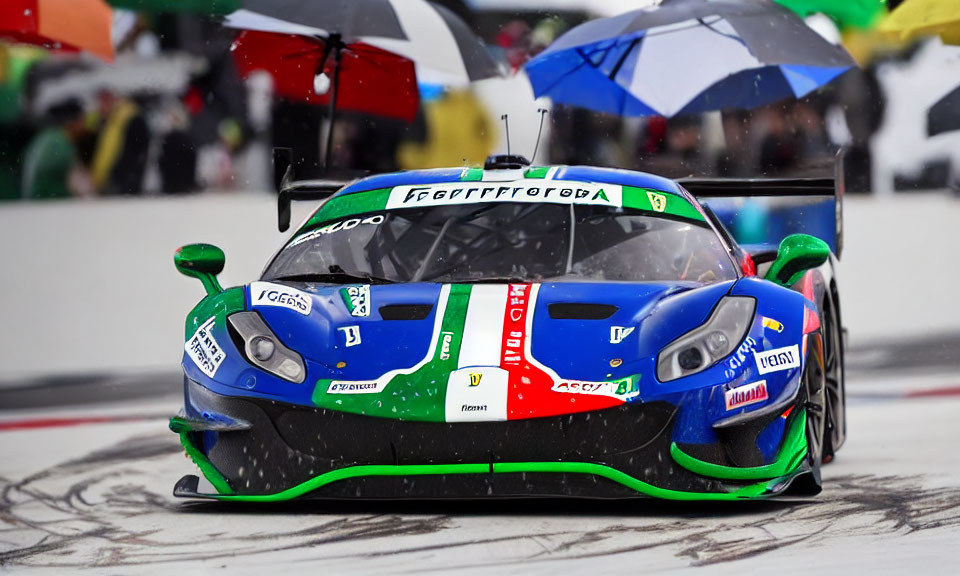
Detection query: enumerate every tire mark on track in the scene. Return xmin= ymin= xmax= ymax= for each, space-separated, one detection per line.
xmin=2 ymin=431 xmax=960 ymax=571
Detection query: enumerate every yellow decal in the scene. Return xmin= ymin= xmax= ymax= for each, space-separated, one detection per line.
xmin=762 ymin=317 xmax=784 ymax=333
xmin=646 ymin=191 xmax=667 ymax=212
xmin=469 ymin=372 xmax=483 ymax=387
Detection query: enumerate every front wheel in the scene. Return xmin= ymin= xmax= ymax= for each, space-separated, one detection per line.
xmin=789 ymin=333 xmax=826 ymax=495
xmin=821 ymin=292 xmax=846 ymax=461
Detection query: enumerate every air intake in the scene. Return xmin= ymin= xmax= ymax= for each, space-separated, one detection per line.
xmin=379 ymin=304 xmax=433 ymax=320
xmin=548 ymin=303 xmax=618 ymax=320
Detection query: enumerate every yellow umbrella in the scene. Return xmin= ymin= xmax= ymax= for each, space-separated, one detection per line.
xmin=879 ymin=0 xmax=960 ymax=45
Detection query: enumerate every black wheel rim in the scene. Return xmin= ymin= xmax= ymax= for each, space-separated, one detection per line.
xmin=804 ymin=342 xmax=827 ymax=467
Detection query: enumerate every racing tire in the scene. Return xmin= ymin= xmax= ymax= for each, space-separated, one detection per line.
xmin=788 ymin=333 xmax=827 ymax=496
xmin=821 ymin=292 xmax=846 ymax=462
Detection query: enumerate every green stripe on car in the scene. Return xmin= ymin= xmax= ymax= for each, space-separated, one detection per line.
xmin=311 ymin=284 xmax=472 ymax=421
xmin=300 ymin=183 xmax=702 ymax=237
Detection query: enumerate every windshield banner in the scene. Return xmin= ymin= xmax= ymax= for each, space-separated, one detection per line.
xmin=386 ymin=179 xmax=623 ymax=210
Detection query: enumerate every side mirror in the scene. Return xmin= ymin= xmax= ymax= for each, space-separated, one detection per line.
xmin=174 ymin=243 xmax=225 ymax=296
xmin=764 ymin=234 xmax=830 ymax=287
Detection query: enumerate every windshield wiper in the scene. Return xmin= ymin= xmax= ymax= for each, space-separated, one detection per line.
xmin=269 ymin=269 xmax=394 ymax=285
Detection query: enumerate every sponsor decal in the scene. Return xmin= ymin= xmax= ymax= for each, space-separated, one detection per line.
xmin=184 ymin=317 xmax=225 ymax=378
xmin=439 ymin=331 xmax=454 ymax=360
xmin=445 ymin=367 xmax=509 ymax=422
xmin=385 ymin=179 xmax=623 ymax=210
xmin=754 ymin=345 xmax=801 ymax=375
xmin=647 ymin=191 xmax=667 ymax=212
xmin=327 ymin=380 xmax=385 ymax=394
xmin=338 ymin=325 xmax=361 ymax=347
xmin=610 ymin=325 xmax=634 ymax=344
xmin=727 ymin=336 xmax=758 ymax=372
xmin=250 ymin=282 xmax=312 ymax=315
xmin=502 ymin=284 xmax=528 ymax=366
xmin=551 ymin=377 xmax=639 ymax=400
xmin=762 ymin=316 xmax=784 ymax=333
xmin=340 ymin=285 xmax=370 ymax=317
xmin=289 ymin=215 xmax=385 ymax=247
xmin=725 ymin=380 xmax=769 ymax=410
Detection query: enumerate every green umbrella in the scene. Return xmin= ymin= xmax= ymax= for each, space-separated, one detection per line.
xmin=775 ymin=0 xmax=887 ymax=30
xmin=106 ymin=0 xmax=240 ymax=14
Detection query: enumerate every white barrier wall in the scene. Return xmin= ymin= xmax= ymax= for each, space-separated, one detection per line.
xmin=1 ymin=191 xmax=958 ymax=380
xmin=838 ymin=193 xmax=960 ymax=343
xmin=0 ymin=192 xmax=314 ymax=381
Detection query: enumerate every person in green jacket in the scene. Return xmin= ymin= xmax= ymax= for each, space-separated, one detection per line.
xmin=21 ymin=100 xmax=89 ymax=200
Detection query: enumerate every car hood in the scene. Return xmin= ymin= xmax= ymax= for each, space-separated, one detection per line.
xmin=247 ymin=279 xmax=734 ymax=421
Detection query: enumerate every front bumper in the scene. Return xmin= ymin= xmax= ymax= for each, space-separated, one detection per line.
xmin=172 ymin=378 xmax=810 ymax=501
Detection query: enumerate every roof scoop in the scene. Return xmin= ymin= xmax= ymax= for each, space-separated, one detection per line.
xmin=484 ymin=154 xmax=530 ymax=170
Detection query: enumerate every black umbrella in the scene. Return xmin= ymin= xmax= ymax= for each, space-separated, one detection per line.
xmin=928 ymin=85 xmax=960 ymax=137
xmin=223 ymin=0 xmax=502 ymax=169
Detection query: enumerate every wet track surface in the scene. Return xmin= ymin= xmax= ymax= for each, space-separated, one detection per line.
xmin=2 ymin=339 xmax=959 ymax=574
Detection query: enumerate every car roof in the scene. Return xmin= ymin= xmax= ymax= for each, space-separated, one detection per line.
xmin=334 ymin=165 xmax=685 ymax=199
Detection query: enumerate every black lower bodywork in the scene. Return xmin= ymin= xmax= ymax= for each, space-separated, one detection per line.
xmin=174 ymin=378 xmax=808 ymax=500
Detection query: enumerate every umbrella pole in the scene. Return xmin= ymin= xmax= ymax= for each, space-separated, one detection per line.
xmin=323 ymin=34 xmax=344 ymax=172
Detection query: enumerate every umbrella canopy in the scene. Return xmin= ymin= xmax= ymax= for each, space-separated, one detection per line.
xmin=879 ymin=0 xmax=960 ymax=45
xmin=231 ymin=31 xmax=420 ymax=121
xmin=0 ymin=0 xmax=114 ymax=62
xmin=928 ymin=84 xmax=960 ymax=137
xmin=467 ymin=0 xmax=658 ymax=18
xmin=106 ymin=0 xmax=239 ymax=13
xmin=524 ymin=0 xmax=855 ymax=118
xmin=774 ymin=0 xmax=886 ymax=30
xmin=222 ymin=0 xmax=502 ymax=87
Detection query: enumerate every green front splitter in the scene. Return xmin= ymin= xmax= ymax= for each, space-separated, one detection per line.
xmin=178 ymin=459 xmax=804 ymax=502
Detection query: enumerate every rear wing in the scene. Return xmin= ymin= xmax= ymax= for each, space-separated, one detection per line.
xmin=273 ymin=148 xmax=358 ymax=232
xmin=678 ymin=155 xmax=844 ymax=259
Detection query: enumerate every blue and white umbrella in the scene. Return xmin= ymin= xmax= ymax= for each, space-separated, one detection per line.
xmin=524 ymin=0 xmax=856 ymax=117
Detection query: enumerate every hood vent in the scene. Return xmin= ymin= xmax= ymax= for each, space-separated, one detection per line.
xmin=548 ymin=303 xmax=618 ymax=320
xmin=379 ymin=304 xmax=434 ymax=320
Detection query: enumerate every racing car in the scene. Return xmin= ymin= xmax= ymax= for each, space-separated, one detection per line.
xmin=171 ymin=152 xmax=846 ymax=501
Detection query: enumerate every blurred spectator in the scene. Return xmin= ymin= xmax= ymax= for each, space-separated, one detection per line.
xmin=197 ymin=118 xmax=244 ymax=188
xmin=272 ymin=100 xmax=324 ymax=178
xmin=756 ymin=107 xmax=799 ymax=175
xmin=495 ymin=20 xmax=531 ymax=72
xmin=715 ymin=111 xmax=752 ymax=177
xmin=20 ymin=100 xmax=92 ymax=199
xmin=636 ymin=116 xmax=707 ymax=177
xmin=791 ymin=100 xmax=833 ymax=161
xmin=530 ymin=17 xmax=567 ymax=56
xmin=90 ymin=91 xmax=150 ymax=195
xmin=397 ymin=90 xmax=494 ymax=170
xmin=837 ymin=66 xmax=885 ymax=192
xmin=159 ymin=103 xmax=197 ymax=194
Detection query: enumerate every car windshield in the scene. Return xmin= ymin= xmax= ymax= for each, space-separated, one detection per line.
xmin=263 ymin=202 xmax=738 ymax=284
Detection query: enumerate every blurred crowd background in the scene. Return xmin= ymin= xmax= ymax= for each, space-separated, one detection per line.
xmin=1 ymin=0 xmax=958 ymax=201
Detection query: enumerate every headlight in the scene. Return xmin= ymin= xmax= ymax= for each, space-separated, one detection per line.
xmin=656 ymin=296 xmax=755 ymax=382
xmin=228 ymin=312 xmax=306 ymax=383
